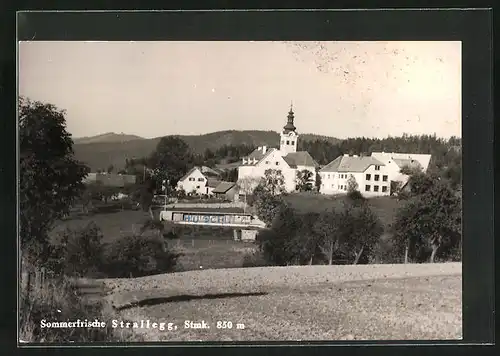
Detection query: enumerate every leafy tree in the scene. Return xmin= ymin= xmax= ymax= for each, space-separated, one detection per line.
xmin=313 ymin=209 xmax=343 ymax=265
xmin=393 ymin=178 xmax=461 ymax=263
xmin=344 ymin=205 xmax=384 ymax=264
xmin=253 ymin=190 xmax=287 ymax=227
xmin=19 ymin=97 xmax=88 ymax=263
xmin=296 ymin=169 xmax=314 ymax=192
xmin=107 ymin=164 xmax=114 ymax=174
xmin=149 ymin=136 xmax=195 ymax=189
xmin=260 ymin=169 xmax=286 ymax=196
xmin=220 ymin=168 xmax=238 ymax=182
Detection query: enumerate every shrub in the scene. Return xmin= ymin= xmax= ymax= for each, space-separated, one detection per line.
xmin=51 ymin=222 xmax=104 ymax=278
xmin=101 ymin=234 xmax=182 ymax=278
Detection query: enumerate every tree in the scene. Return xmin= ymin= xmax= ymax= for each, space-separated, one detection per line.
xmin=313 ymin=209 xmax=343 ymax=265
xmin=253 ymin=191 xmax=288 ymax=227
xmin=19 ymin=97 xmax=89 ymax=263
xmin=393 ymin=178 xmax=461 ymax=263
xmin=344 ymin=205 xmax=384 ymax=264
xmin=260 ymin=169 xmax=286 ymax=196
xmin=149 ymin=136 xmax=195 ymax=189
xmin=296 ymin=169 xmax=314 ymax=192
xmin=236 ymin=176 xmax=261 ymax=212
xmin=107 ymin=164 xmax=114 ymax=174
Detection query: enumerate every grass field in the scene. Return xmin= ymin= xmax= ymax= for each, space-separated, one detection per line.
xmin=99 ymin=263 xmax=462 ymax=341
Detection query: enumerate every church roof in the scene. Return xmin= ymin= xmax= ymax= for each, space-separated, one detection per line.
xmin=283 ymin=151 xmax=318 ymax=168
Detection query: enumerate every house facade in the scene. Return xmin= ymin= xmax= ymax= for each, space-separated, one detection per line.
xmin=237 ymin=106 xmax=317 ymax=193
xmin=319 ymin=152 xmax=432 ymax=197
xmin=212 ymin=181 xmax=239 ymax=201
xmin=176 ymin=167 xmax=209 ymax=195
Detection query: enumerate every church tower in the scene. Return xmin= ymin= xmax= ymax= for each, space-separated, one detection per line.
xmin=280 ymin=103 xmax=299 ymax=155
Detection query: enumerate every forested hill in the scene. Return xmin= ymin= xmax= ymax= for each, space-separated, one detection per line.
xmin=73 ymin=130 xmax=341 ymax=172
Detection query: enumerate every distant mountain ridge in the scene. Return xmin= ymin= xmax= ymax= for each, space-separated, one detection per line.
xmin=73 ymin=132 xmax=145 ymax=144
xmin=73 ymin=130 xmax=341 ymax=172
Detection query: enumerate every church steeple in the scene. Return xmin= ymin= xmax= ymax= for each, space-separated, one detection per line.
xmin=280 ymin=103 xmax=299 ymax=155
xmin=283 ymin=101 xmax=296 ymax=133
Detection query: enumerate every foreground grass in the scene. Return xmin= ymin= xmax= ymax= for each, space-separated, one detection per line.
xmin=103 ymin=263 xmax=462 ymax=341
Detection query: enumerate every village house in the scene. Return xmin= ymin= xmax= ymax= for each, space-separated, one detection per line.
xmin=237 ymin=105 xmax=317 ymax=193
xmin=319 ymin=152 xmax=432 ymax=197
xmin=212 ymin=181 xmax=239 ymax=201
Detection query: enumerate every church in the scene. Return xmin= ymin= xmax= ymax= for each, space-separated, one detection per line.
xmin=237 ymin=105 xmax=318 ymax=193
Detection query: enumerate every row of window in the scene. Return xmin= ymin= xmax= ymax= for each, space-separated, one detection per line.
xmin=365 ymin=185 xmax=388 ymax=193
xmin=188 ymin=177 xmax=206 ymax=182
xmin=281 ymin=140 xmax=295 ymax=145
xmin=324 ymin=173 xmax=349 ymax=179
xmin=366 ymin=174 xmax=388 ymax=182
xmin=265 ymin=161 xmax=280 ymax=166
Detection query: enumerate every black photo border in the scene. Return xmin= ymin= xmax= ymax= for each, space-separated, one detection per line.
xmin=1 ymin=5 xmax=495 ymax=355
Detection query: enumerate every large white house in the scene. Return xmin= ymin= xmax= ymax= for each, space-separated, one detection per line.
xmin=319 ymin=152 xmax=432 ymax=197
xmin=237 ymin=106 xmax=317 ymax=193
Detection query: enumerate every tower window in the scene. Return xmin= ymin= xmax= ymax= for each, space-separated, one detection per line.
xmin=286 ymin=140 xmax=290 ymax=145
xmin=291 ymin=141 xmax=295 ymax=145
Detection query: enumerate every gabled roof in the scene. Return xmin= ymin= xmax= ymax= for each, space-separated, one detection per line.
xmin=392 ymin=158 xmax=423 ymax=171
xmin=320 ymin=155 xmax=385 ymax=173
xmin=371 ymin=152 xmax=432 ymax=172
xmin=213 ymin=181 xmax=236 ymax=194
xmin=206 ymin=178 xmax=222 ymax=188
xmin=200 ymin=166 xmax=221 ymax=177
xmin=178 ymin=167 xmax=201 ymax=182
xmin=282 ymin=151 xmax=318 ymax=168
xmin=242 ymin=148 xmax=276 ymax=166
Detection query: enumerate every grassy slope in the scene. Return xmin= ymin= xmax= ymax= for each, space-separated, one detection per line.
xmin=73 ymin=130 xmax=341 ymax=171
xmin=103 ymin=263 xmax=462 ymax=341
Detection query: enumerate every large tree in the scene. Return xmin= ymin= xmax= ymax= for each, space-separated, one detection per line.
xmin=149 ymin=136 xmax=195 ymax=189
xmin=19 ymin=98 xmax=88 ymax=262
xmin=393 ymin=177 xmax=461 ymax=263
xmin=260 ymin=169 xmax=286 ymax=196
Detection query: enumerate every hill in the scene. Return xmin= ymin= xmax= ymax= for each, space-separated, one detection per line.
xmin=73 ymin=130 xmax=341 ymax=172
xmin=73 ymin=132 xmax=145 ymax=144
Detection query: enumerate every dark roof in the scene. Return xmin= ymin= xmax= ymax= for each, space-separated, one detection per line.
xmin=320 ymin=155 xmax=385 ymax=173
xmin=206 ymin=178 xmax=222 ymax=188
xmin=213 ymin=181 xmax=236 ymax=194
xmin=392 ymin=158 xmax=423 ymax=170
xmin=282 ymin=151 xmax=317 ymax=168
xmin=244 ymin=148 xmax=267 ymax=161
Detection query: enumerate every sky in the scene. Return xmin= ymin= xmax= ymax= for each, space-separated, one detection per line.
xmin=18 ymin=41 xmax=461 ymax=139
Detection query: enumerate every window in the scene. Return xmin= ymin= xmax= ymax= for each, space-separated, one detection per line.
xmin=383 ymin=175 xmax=388 ymax=182
xmin=374 ymin=185 xmax=379 ymax=192
xmin=366 ymin=174 xmax=371 ymax=180
xmin=265 ymin=161 xmax=270 ymax=164
xmin=344 ymin=185 xmax=347 ymax=191
xmin=331 ymin=184 xmax=334 ymax=188
xmin=291 ymin=141 xmax=295 ymax=145
xmin=382 ymin=186 xmax=388 ymax=192
xmin=375 ymin=165 xmax=381 ymax=170
xmin=328 ymin=174 xmax=331 ymax=179
xmin=196 ymin=185 xmax=200 ymax=189
xmin=340 ymin=185 xmax=343 ymax=190
xmin=189 ymin=177 xmax=195 ymax=181
xmin=365 ymin=185 xmax=371 ymax=192
xmin=198 ymin=178 xmax=204 ymax=181
xmin=286 ymin=140 xmax=290 ymax=145
xmin=275 ymin=162 xmax=279 ymax=166
xmin=374 ymin=175 xmax=379 ymax=181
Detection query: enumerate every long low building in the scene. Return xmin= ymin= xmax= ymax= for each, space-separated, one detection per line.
xmin=319 ymin=152 xmax=431 ymax=197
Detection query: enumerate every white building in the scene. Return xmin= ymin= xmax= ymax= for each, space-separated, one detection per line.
xmin=176 ymin=167 xmax=211 ymax=195
xmin=319 ymin=152 xmax=432 ymax=197
xmin=237 ymin=106 xmax=317 ymax=193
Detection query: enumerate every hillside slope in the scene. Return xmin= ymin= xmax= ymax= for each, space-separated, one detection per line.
xmin=73 ymin=132 xmax=145 ymax=144
xmin=73 ymin=130 xmax=341 ymax=171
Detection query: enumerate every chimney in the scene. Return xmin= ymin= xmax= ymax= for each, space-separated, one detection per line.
xmin=258 ymin=146 xmax=262 ymax=151
xmin=353 ymin=155 xmax=358 ymax=158
xmin=262 ymin=145 xmax=267 ymax=154
xmin=343 ymin=154 xmax=349 ymax=157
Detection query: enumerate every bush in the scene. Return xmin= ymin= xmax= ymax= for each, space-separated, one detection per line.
xmin=51 ymin=222 xmax=104 ymax=278
xmin=101 ymin=235 xmax=182 ymax=278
